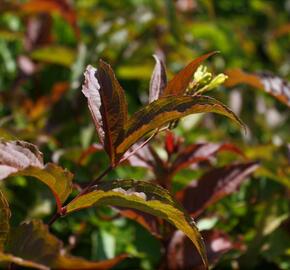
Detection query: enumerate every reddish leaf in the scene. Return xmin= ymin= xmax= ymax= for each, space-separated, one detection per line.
xmin=78 ymin=143 xmax=103 ymax=165
xmin=172 ymin=143 xmax=245 ymax=173
xmin=225 ymin=69 xmax=290 ymax=107
xmin=0 ymin=140 xmax=73 ymax=211
xmin=118 ymin=209 xmax=162 ymax=238
xmin=176 ymin=162 xmax=259 ymax=217
xmin=82 ymin=61 xmax=128 ymax=166
xmin=116 ymin=95 xmax=244 ymax=159
xmin=24 ymin=14 xmax=53 ymax=51
xmin=23 ymin=81 xmax=69 ymax=120
xmin=126 ymin=143 xmax=156 ymax=169
xmin=149 ymin=54 xmax=167 ymax=102
xmin=162 ymin=52 xmax=217 ymax=96
xmin=167 ymin=230 xmax=239 ymax=270
xmin=21 ymin=0 xmax=79 ymax=37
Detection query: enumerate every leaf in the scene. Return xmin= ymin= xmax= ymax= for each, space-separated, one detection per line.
xmin=162 ymin=52 xmax=217 ymax=96
xmin=225 ymin=69 xmax=290 ymax=107
xmin=176 ymin=162 xmax=259 ymax=217
xmin=0 ymin=140 xmax=73 ymax=211
xmin=149 ymin=55 xmax=167 ymax=102
xmin=30 ymin=46 xmax=76 ymax=67
xmin=0 ymin=253 xmax=49 ymax=270
xmin=126 ymin=143 xmax=162 ymax=170
xmin=171 ymin=143 xmax=245 ymax=173
xmin=116 ymin=95 xmax=244 ymax=158
xmin=78 ymin=143 xmax=103 ymax=165
xmin=65 ymin=180 xmax=208 ymax=268
xmin=82 ymin=61 xmax=128 ymax=166
xmin=0 ymin=190 xmax=10 ymax=251
xmin=167 ymin=230 xmax=239 ymax=270
xmin=23 ymin=81 xmax=70 ymax=120
xmin=6 ymin=220 xmax=61 ymax=267
xmin=3 ymin=220 xmax=127 ymax=270
xmin=21 ymin=0 xmax=79 ymax=36
xmin=118 ymin=209 xmax=162 ymax=238
xmin=56 ymin=253 xmax=128 ymax=270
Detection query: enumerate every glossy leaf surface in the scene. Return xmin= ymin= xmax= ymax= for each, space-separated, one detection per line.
xmin=116 ymin=95 xmax=244 ymax=157
xmin=82 ymin=61 xmax=128 ymax=166
xmin=66 ymin=180 xmax=208 ymax=268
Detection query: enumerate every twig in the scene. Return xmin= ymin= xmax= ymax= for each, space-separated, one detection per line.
xmin=47 ymin=165 xmax=113 ymax=228
xmin=78 ymin=165 xmax=113 ymax=195
xmin=47 ymin=212 xmax=61 ymax=226
xmin=119 ymin=127 xmax=168 ymax=164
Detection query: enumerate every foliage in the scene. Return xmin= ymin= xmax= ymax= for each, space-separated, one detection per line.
xmin=0 ymin=0 xmax=289 ymax=269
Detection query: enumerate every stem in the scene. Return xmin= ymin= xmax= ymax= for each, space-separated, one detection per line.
xmin=78 ymin=165 xmax=113 ymax=196
xmin=47 ymin=212 xmax=60 ymax=226
xmin=47 ymin=165 xmax=113 ymax=228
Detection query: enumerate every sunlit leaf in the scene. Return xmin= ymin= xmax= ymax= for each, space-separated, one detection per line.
xmin=116 ymin=95 xmax=244 ymax=158
xmin=225 ymin=69 xmax=290 ymax=107
xmin=149 ymin=55 xmax=167 ymax=102
xmin=65 ymin=180 xmax=208 ymax=268
xmin=245 ymin=144 xmax=290 ymax=188
xmin=176 ymin=162 xmax=259 ymax=217
xmin=0 ymin=190 xmax=10 ymax=251
xmin=30 ymin=46 xmax=76 ymax=67
xmin=0 ymin=140 xmax=73 ymax=211
xmin=162 ymin=52 xmax=217 ymax=96
xmin=82 ymin=61 xmax=128 ymax=166
xmin=0 ymin=30 xmax=23 ymax=41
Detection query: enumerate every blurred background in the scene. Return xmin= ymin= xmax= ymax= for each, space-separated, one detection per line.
xmin=0 ymin=0 xmax=289 ymax=269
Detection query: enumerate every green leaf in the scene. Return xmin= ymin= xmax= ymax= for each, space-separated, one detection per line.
xmin=30 ymin=46 xmax=76 ymax=67
xmin=0 ymin=190 xmax=10 ymax=251
xmin=0 ymin=140 xmax=73 ymax=211
xmin=82 ymin=60 xmax=128 ymax=166
xmin=116 ymin=95 xmax=244 ymax=158
xmin=65 ymin=180 xmax=208 ymax=268
xmin=162 ymin=52 xmax=217 ymax=96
